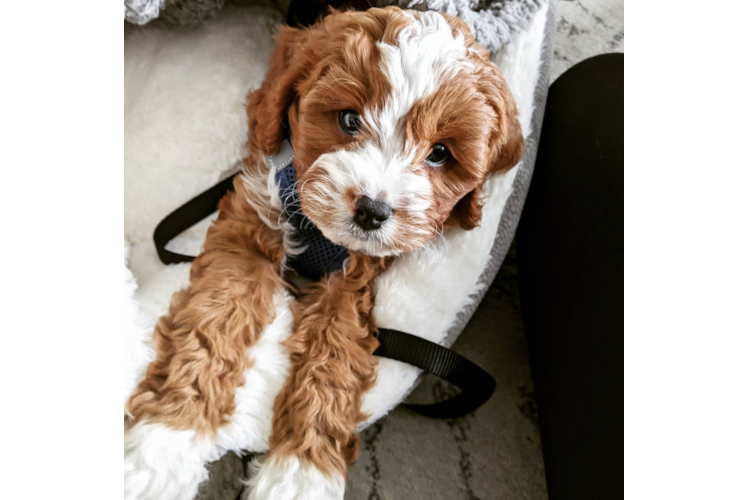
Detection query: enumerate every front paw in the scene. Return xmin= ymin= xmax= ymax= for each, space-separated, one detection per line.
xmin=244 ymin=455 xmax=345 ymax=500
xmin=125 ymin=422 xmax=213 ymax=500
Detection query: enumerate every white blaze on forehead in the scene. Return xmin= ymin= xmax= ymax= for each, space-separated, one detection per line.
xmin=371 ymin=10 xmax=473 ymax=138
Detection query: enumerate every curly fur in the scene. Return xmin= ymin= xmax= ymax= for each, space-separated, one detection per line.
xmin=125 ymin=6 xmax=523 ymax=499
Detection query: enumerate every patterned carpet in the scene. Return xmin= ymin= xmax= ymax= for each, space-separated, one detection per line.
xmin=553 ymin=0 xmax=624 ymax=82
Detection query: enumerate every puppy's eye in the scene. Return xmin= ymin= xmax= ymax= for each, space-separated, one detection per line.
xmin=339 ymin=110 xmax=360 ymax=135
xmin=425 ymin=144 xmax=450 ymax=167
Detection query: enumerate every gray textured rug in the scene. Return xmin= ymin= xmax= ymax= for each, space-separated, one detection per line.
xmin=197 ymin=1 xmax=624 ymax=498
xmin=552 ymin=0 xmax=624 ymax=81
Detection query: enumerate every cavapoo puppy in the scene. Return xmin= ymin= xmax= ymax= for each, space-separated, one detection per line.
xmin=125 ymin=6 xmax=523 ymax=500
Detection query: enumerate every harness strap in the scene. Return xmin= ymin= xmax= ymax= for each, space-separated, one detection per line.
xmin=377 ymin=328 xmax=496 ymax=418
xmin=153 ymin=172 xmax=239 ymax=265
xmin=152 ymin=175 xmax=495 ymax=419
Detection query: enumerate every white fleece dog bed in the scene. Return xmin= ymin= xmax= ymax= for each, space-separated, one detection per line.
xmin=125 ymin=0 xmax=552 ymax=464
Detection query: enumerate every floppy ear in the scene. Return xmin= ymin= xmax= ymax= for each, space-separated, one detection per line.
xmin=490 ymin=91 xmax=524 ymax=175
xmin=449 ymin=67 xmax=525 ymax=230
xmin=485 ymin=61 xmax=525 ymax=176
xmin=448 ymin=187 xmax=485 ymax=230
xmin=247 ymin=26 xmax=305 ymax=155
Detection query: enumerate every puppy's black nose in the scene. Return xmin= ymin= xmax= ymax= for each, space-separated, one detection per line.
xmin=353 ymin=196 xmax=392 ymax=231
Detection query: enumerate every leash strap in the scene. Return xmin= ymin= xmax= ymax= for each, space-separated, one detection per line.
xmin=152 ymin=176 xmax=495 ymax=419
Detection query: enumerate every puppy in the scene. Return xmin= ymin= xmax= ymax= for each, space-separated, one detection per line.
xmin=125 ymin=7 xmax=523 ymax=500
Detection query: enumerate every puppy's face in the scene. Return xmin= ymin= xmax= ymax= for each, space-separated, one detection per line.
xmin=248 ymin=7 xmax=524 ymax=256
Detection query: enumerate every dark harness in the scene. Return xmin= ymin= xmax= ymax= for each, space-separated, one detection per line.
xmin=272 ymin=141 xmax=349 ymax=280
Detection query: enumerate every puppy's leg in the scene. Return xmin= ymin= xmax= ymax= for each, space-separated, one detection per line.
xmin=247 ymin=255 xmax=389 ymax=500
xmin=125 ymin=176 xmax=287 ymax=500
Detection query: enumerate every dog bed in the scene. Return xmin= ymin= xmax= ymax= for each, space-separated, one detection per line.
xmin=125 ymin=0 xmax=547 ymax=55
xmin=125 ymin=0 xmax=555 ymax=460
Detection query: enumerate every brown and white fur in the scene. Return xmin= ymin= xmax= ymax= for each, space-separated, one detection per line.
xmin=124 ymin=7 xmax=523 ymax=500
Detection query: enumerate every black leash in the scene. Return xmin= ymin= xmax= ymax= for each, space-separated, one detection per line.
xmin=153 ymin=175 xmax=495 ymax=419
